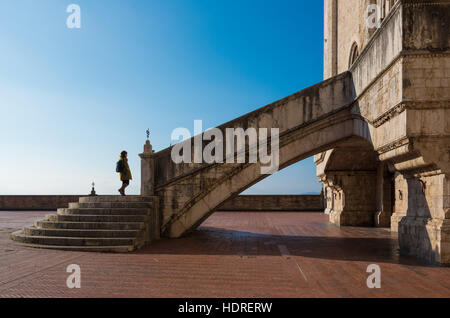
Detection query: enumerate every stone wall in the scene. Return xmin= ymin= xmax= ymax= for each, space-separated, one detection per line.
xmin=319 ymin=0 xmax=450 ymax=264
xmin=217 ymin=195 xmax=324 ymax=212
xmin=0 ymin=195 xmax=324 ymax=212
xmin=336 ymin=0 xmax=370 ymax=74
xmin=0 ymin=195 xmax=81 ymax=210
xmin=324 ymin=0 xmax=401 ymax=78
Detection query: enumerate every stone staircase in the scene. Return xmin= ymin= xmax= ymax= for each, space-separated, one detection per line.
xmin=11 ymin=195 xmax=159 ymax=253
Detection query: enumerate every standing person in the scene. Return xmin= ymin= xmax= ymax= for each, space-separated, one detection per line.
xmin=117 ymin=151 xmax=132 ymax=196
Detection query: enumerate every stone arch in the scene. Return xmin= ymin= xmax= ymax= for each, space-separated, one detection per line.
xmin=349 ymin=42 xmax=359 ymax=67
xmin=162 ymin=116 xmax=373 ymax=238
xmin=318 ymin=138 xmax=382 ymax=227
xmin=152 ymin=71 xmax=364 ymax=238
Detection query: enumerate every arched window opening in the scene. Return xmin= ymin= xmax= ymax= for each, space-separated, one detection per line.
xmin=349 ymin=42 xmax=359 ymax=67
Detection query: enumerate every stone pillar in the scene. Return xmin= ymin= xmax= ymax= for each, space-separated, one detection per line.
xmin=331 ymin=187 xmax=335 ymax=215
xmin=324 ymin=0 xmax=338 ymax=79
xmin=395 ymin=173 xmax=450 ymax=265
xmin=327 ymin=171 xmax=377 ymax=227
xmin=324 ymin=185 xmax=333 ymax=215
xmin=374 ymin=163 xmax=391 ymax=227
xmin=139 ymin=139 xmax=155 ymax=196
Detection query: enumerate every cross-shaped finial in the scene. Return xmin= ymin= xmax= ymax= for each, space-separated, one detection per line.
xmin=146 ymin=128 xmax=150 ymax=140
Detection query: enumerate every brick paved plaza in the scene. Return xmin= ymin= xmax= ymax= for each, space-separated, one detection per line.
xmin=0 ymin=211 xmax=449 ymax=298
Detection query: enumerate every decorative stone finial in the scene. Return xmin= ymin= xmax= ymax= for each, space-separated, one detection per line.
xmin=90 ymin=182 xmax=97 ymax=196
xmin=142 ymin=128 xmax=153 ymax=154
xmin=144 ymin=139 xmax=153 ymax=154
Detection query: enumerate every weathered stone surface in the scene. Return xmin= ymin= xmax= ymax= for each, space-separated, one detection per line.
xmin=318 ymin=0 xmax=450 ymax=265
xmin=151 ymin=72 xmax=366 ymax=238
xmin=217 ymin=195 xmax=324 ymax=212
xmin=11 ymin=0 xmax=448 ymax=266
xmin=138 ymin=1 xmax=450 ymax=266
xmin=10 ymin=196 xmax=159 ymax=252
xmin=0 ymin=195 xmax=81 ymax=210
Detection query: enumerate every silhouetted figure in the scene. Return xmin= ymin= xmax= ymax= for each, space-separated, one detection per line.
xmin=117 ymin=151 xmax=132 ymax=196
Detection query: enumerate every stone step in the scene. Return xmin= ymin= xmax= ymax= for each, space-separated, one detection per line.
xmin=35 ymin=220 xmax=145 ymax=230
xmin=57 ymin=208 xmax=149 ymax=216
xmin=11 ymin=231 xmax=136 ymax=247
xmin=45 ymin=214 xmax=148 ymax=223
xmin=23 ymin=226 xmax=142 ymax=238
xmin=79 ymin=196 xmax=155 ymax=203
xmin=9 ymin=235 xmax=135 ymax=253
xmin=69 ymin=202 xmax=152 ymax=209
xmin=11 ymin=194 xmax=159 ymax=253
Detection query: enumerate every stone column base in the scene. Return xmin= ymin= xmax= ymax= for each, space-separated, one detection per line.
xmin=398 ymin=216 xmax=450 ymax=265
xmin=329 ymin=209 xmax=376 ymax=227
xmin=390 ymin=212 xmax=405 ymax=232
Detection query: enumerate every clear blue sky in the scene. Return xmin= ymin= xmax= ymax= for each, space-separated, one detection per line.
xmin=0 ymin=0 xmax=324 ymax=195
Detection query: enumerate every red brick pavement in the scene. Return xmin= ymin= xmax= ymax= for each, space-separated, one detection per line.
xmin=0 ymin=211 xmax=449 ymax=298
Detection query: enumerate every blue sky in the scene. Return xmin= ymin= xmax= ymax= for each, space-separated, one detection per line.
xmin=0 ymin=0 xmax=324 ymax=195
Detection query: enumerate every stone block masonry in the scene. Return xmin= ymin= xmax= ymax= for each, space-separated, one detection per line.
xmin=0 ymin=195 xmax=81 ymax=210
xmin=0 ymin=195 xmax=324 ymax=212
xmin=319 ymin=0 xmax=450 ymax=265
xmin=217 ymin=195 xmax=323 ymax=212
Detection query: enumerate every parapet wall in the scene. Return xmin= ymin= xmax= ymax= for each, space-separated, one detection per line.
xmin=217 ymin=195 xmax=324 ymax=212
xmin=0 ymin=195 xmax=323 ymax=212
xmin=0 ymin=195 xmax=82 ymax=210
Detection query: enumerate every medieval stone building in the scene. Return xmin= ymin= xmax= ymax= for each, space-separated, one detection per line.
xmin=316 ymin=0 xmax=449 ymax=264
xmin=11 ymin=0 xmax=449 ymax=266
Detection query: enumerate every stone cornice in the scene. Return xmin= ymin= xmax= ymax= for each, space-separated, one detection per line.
xmin=402 ymin=50 xmax=450 ymax=58
xmin=407 ymin=101 xmax=450 ymax=109
xmin=323 ymin=170 xmax=377 ymax=176
xmin=403 ymin=1 xmax=450 ymax=8
xmin=368 ymin=100 xmax=450 ymax=128
xmin=376 ymin=137 xmax=411 ymax=155
xmin=408 ymin=168 xmax=443 ymax=178
xmin=370 ymin=103 xmax=407 ymax=128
